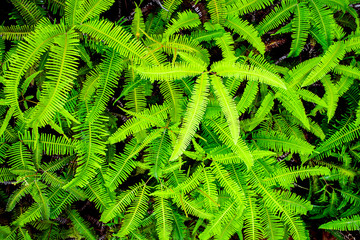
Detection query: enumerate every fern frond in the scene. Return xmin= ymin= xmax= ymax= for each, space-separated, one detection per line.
xmin=315 ymin=121 xmax=360 ymax=156
xmin=13 ymin=204 xmax=42 ymax=226
xmin=0 ymin=25 xmax=34 ymax=41
xmin=106 ymin=130 xmax=162 ymax=191
xmin=275 ymin=88 xmax=310 ymax=129
xmin=164 ymin=11 xmax=201 ymax=37
xmin=301 ymin=41 xmax=346 ymax=87
xmin=211 ymin=75 xmax=240 ymax=143
xmin=320 ymin=214 xmax=360 ymax=231
xmin=160 ymin=0 xmax=182 ymax=21
xmin=100 ymin=183 xmax=143 ymax=223
xmin=7 ymin=141 xmax=35 ymax=170
xmin=211 ymin=162 xmax=245 ymax=203
xmin=207 ymin=0 xmax=226 ymax=24
xmin=297 ymin=88 xmax=327 ymax=107
xmin=226 ymin=0 xmax=273 ymax=16
xmin=132 ymin=5 xmax=145 ymax=39
xmin=199 ymin=200 xmax=239 ymax=239
xmin=63 ymin=115 xmax=108 ymax=189
xmin=65 ymin=0 xmax=83 ymax=26
xmin=286 ymin=57 xmax=321 ymax=88
xmin=224 ymin=15 xmax=265 ymax=54
xmin=260 ymin=207 xmax=283 ymax=240
xmin=257 ymin=0 xmax=297 ymax=35
xmin=10 ymin=0 xmax=43 ymax=25
xmin=68 ymin=209 xmax=97 ymax=240
xmin=264 ymin=166 xmax=330 ymax=188
xmin=333 ymin=64 xmax=360 ymax=79
xmin=84 ymin=178 xmax=111 ymax=212
xmin=321 ymin=75 xmax=339 ymax=121
xmin=154 ymin=195 xmax=173 ymax=240
xmin=307 ymin=0 xmax=336 ymax=49
xmin=215 ymin=32 xmax=236 ymax=60
xmin=205 ymin=117 xmax=254 ymax=169
xmin=249 ymin=167 xmax=308 ymax=240
xmin=6 ymin=183 xmax=33 ymax=212
xmin=86 ymin=50 xmax=123 ymax=122
xmin=211 ymin=61 xmax=287 ymax=89
xmin=76 ymin=0 xmax=115 ymax=24
xmin=243 ymin=195 xmax=264 ymax=240
xmin=108 ymin=104 xmax=169 ymax=144
xmin=4 ymin=20 xmax=61 ymax=119
xmin=288 ymin=2 xmax=310 ymax=57
xmin=116 ymin=183 xmax=150 ymax=237
xmin=253 ymin=131 xmax=315 ymax=155
xmin=77 ymin=19 xmax=150 ymax=63
xmin=135 ymin=62 xmax=206 ymax=82
xmin=237 ymin=81 xmax=259 ymax=114
xmin=170 ymin=73 xmax=209 ymax=161
xmin=49 ymin=188 xmax=78 ymax=218
xmin=27 ymin=28 xmax=79 ymax=128
xmin=31 ymin=181 xmax=50 ymax=220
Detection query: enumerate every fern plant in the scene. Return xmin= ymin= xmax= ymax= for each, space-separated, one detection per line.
xmin=0 ymin=0 xmax=359 ymax=239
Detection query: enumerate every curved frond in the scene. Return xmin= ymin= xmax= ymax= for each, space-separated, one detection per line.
xmin=170 ymin=73 xmax=209 ymax=161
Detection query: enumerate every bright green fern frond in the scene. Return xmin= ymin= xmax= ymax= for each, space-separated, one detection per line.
xmin=210 ymin=75 xmax=240 ymax=144
xmin=307 ymin=0 xmax=336 ymax=50
xmin=264 ymin=166 xmax=330 ymax=188
xmin=199 ymin=200 xmax=240 ymax=239
xmin=132 ymin=5 xmax=145 ymax=39
xmin=257 ymin=0 xmax=297 ymax=35
xmin=207 ymin=0 xmax=226 ymax=24
xmin=154 ymin=195 xmax=173 ymax=240
xmin=63 ymin=115 xmax=108 ymax=189
xmin=224 ymin=15 xmax=265 ymax=54
xmin=249 ymin=166 xmax=308 ymax=240
xmin=225 ymin=0 xmax=274 ymax=16
xmin=211 ymin=161 xmax=245 ymax=203
xmin=315 ymin=120 xmax=360 ymax=157
xmin=28 ymin=28 xmax=80 ymax=128
xmin=237 ymin=81 xmax=259 ymax=114
xmin=302 ymin=41 xmax=346 ymax=87
xmin=321 ymin=75 xmax=339 ymax=121
xmin=108 ymin=104 xmax=170 ymax=144
xmin=135 ymin=62 xmax=206 ymax=82
xmin=86 ymin=50 xmax=123 ymax=122
xmin=4 ymin=20 xmax=61 ymax=119
xmin=333 ymin=64 xmax=360 ymax=79
xmin=320 ymin=214 xmax=360 ymax=231
xmin=288 ymin=2 xmax=310 ymax=57
xmin=253 ymin=131 xmax=315 ymax=155
xmin=164 ymin=11 xmax=201 ymax=37
xmin=10 ymin=0 xmax=44 ymax=25
xmin=106 ymin=129 xmax=162 ymax=190
xmin=100 ymin=182 xmax=143 ymax=223
xmin=211 ymin=61 xmax=287 ymax=89
xmin=159 ymin=78 xmax=183 ymax=122
xmin=170 ymin=73 xmax=209 ymax=161
xmin=205 ymin=117 xmax=254 ymax=169
xmin=7 ymin=141 xmax=35 ymax=170
xmin=0 ymin=25 xmax=34 ymax=41
xmin=76 ymin=0 xmax=115 ymax=24
xmin=243 ymin=195 xmax=264 ymax=240
xmin=77 ymin=19 xmax=151 ymax=64
xmin=6 ymin=182 xmax=33 ymax=212
xmin=275 ymin=88 xmax=310 ymax=129
xmin=65 ymin=0 xmax=83 ymax=26
xmin=84 ymin=178 xmax=111 ymax=212
xmin=116 ymin=183 xmax=150 ymax=237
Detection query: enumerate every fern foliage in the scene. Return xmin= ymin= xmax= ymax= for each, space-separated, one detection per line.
xmin=0 ymin=0 xmax=359 ymax=239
